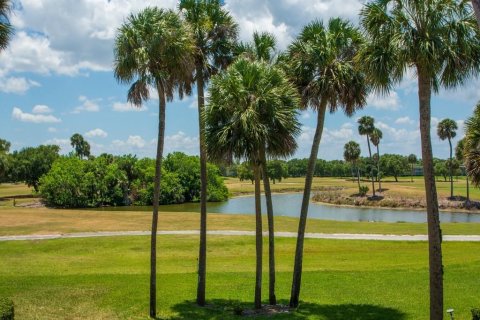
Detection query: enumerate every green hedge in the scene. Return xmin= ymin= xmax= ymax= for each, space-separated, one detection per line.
xmin=0 ymin=298 xmax=14 ymax=320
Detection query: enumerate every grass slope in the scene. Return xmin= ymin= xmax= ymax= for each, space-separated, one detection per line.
xmin=0 ymin=235 xmax=478 ymax=319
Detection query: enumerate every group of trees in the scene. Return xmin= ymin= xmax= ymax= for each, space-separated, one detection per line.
xmin=1 ymin=0 xmax=479 ymax=318
xmin=110 ymin=0 xmax=480 ymax=317
xmin=39 ymin=151 xmax=228 ymax=208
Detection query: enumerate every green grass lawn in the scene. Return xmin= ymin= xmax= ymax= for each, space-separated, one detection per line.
xmin=0 ymin=235 xmax=478 ymax=319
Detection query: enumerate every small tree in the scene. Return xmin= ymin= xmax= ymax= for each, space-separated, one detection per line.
xmin=370 ymin=127 xmax=383 ymax=191
xmin=408 ymin=154 xmax=417 ymax=182
xmin=358 ymin=116 xmax=376 ymax=196
xmin=437 ymin=119 xmax=458 ymax=199
xmin=344 ymin=141 xmax=362 ymax=193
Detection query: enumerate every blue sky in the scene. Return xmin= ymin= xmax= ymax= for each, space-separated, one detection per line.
xmin=1 ymin=0 xmax=479 ymax=160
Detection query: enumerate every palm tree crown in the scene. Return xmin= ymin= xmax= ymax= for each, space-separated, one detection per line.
xmin=0 ymin=0 xmax=12 ymax=51
xmin=437 ymin=119 xmax=458 ymax=141
xmin=464 ymin=103 xmax=480 ymax=186
xmin=358 ymin=116 xmax=375 ymax=137
xmin=344 ymin=141 xmax=361 ymax=163
xmin=114 ymin=7 xmax=195 ymax=105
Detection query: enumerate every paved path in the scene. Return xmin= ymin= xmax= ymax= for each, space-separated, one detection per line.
xmin=1 ymin=230 xmax=479 ymax=242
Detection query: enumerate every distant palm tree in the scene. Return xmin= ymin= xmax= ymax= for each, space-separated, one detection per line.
xmin=455 ymin=138 xmax=470 ymax=202
xmin=437 ymin=119 xmax=458 ymax=199
xmin=408 ymin=154 xmax=418 ymax=183
xmin=0 ymin=0 xmax=12 ymax=51
xmin=286 ymin=19 xmax=368 ymax=308
xmin=70 ymin=133 xmax=91 ymax=159
xmin=358 ymin=116 xmax=376 ymax=197
xmin=370 ymin=127 xmax=383 ymax=192
xmin=344 ymin=141 xmax=361 ymax=192
xmin=205 ymin=57 xmax=300 ymax=309
xmin=113 ymin=8 xmax=195 ymax=318
xmin=179 ymin=0 xmax=238 ymax=306
xmin=359 ymin=1 xmax=480 ymax=317
xmin=237 ymin=31 xmax=279 ymax=305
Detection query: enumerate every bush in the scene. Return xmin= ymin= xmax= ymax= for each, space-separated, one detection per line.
xmin=358 ymin=185 xmax=369 ymax=197
xmin=472 ymin=308 xmax=480 ymax=320
xmin=0 ymin=298 xmax=14 ymax=320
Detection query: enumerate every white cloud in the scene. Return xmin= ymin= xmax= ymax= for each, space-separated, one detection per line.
xmin=112 ymin=102 xmax=147 ymax=112
xmin=164 ymin=131 xmax=199 ymax=154
xmin=12 ymin=107 xmax=61 ymax=123
xmin=367 ymin=91 xmax=401 ymax=110
xmin=32 ymin=105 xmax=53 ymax=114
xmin=394 ymin=116 xmax=414 ymax=125
xmin=44 ymin=138 xmax=71 ymax=152
xmin=112 ymin=135 xmax=147 ymax=149
xmin=301 ymin=111 xmax=311 ymax=120
xmin=74 ymin=96 xmax=100 ymax=113
xmin=47 ymin=127 xmax=57 ymax=133
xmin=0 ymin=76 xmax=40 ymax=94
xmin=85 ymin=128 xmax=108 ymax=138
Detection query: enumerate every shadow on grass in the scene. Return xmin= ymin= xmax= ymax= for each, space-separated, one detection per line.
xmin=166 ymin=300 xmax=407 ymax=320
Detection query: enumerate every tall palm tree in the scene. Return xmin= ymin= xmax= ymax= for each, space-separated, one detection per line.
xmin=344 ymin=141 xmax=362 ymax=192
xmin=359 ymin=1 xmax=480 ymax=318
xmin=408 ymin=154 xmax=418 ymax=183
xmin=370 ymin=127 xmax=383 ymax=192
xmin=455 ymin=138 xmax=470 ymax=202
xmin=237 ymin=31 xmax=279 ymax=305
xmin=286 ymin=19 xmax=369 ymax=308
xmin=358 ymin=116 xmax=376 ymax=196
xmin=113 ymin=8 xmax=195 ymax=318
xmin=205 ymin=57 xmax=300 ymax=309
xmin=0 ymin=0 xmax=12 ymax=51
xmin=464 ymin=103 xmax=480 ymax=188
xmin=473 ymin=0 xmax=480 ymax=27
xmin=179 ymin=0 xmax=238 ymax=306
xmin=70 ymin=133 xmax=91 ymax=159
xmin=437 ymin=119 xmax=458 ymax=199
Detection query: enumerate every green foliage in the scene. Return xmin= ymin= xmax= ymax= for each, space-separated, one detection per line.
xmin=39 ymin=152 xmax=227 ymax=208
xmin=9 ymin=145 xmax=60 ymax=191
xmin=267 ymin=160 xmax=288 ymax=183
xmin=379 ymin=154 xmax=409 ymax=182
xmin=0 ymin=297 xmax=14 ymax=320
xmin=70 ymin=133 xmax=91 ymax=159
xmin=358 ymin=185 xmax=369 ymax=197
xmin=236 ymin=162 xmax=254 ymax=183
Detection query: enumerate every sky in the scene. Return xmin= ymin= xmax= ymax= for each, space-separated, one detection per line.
xmin=1 ymin=0 xmax=479 ymax=161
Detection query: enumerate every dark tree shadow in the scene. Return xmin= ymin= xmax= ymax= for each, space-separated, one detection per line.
xmin=367 ymin=195 xmax=384 ymax=201
xmin=168 ymin=300 xmax=407 ymax=320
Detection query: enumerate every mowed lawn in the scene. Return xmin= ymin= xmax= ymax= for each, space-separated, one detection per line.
xmin=0 ymin=235 xmax=479 ymax=320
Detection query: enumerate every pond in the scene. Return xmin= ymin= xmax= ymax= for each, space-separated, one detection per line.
xmin=100 ymin=193 xmax=480 ymax=223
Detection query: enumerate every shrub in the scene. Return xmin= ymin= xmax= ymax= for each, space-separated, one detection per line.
xmin=472 ymin=308 xmax=480 ymax=320
xmin=358 ymin=185 xmax=369 ymax=197
xmin=0 ymin=297 xmax=14 ymax=320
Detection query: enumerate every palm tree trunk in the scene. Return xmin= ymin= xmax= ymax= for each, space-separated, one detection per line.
xmin=260 ymin=146 xmax=276 ymax=305
xmin=253 ymin=163 xmax=263 ymax=310
xmin=290 ymin=98 xmax=327 ymax=308
xmin=467 ymin=175 xmax=470 ymax=203
xmin=448 ymin=138 xmax=453 ymax=199
xmin=150 ymin=84 xmax=166 ymax=319
xmin=472 ymin=0 xmax=480 ymax=27
xmin=418 ymin=68 xmax=443 ymax=320
xmin=366 ymin=136 xmax=376 ymax=196
xmin=411 ymin=164 xmax=414 ymax=182
xmin=196 ymin=64 xmax=208 ymax=307
xmin=357 ymin=165 xmax=361 ymax=192
xmin=376 ymin=144 xmax=382 ymax=192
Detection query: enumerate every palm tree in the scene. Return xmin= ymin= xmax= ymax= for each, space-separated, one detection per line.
xmin=437 ymin=119 xmax=458 ymax=199
xmin=286 ymin=19 xmax=369 ymax=308
xmin=113 ymin=8 xmax=195 ymax=318
xmin=359 ymin=1 xmax=480 ymax=318
xmin=408 ymin=154 xmax=418 ymax=183
xmin=370 ymin=127 xmax=383 ymax=192
xmin=70 ymin=133 xmax=91 ymax=159
xmin=358 ymin=116 xmax=376 ymax=197
xmin=473 ymin=0 xmax=480 ymax=27
xmin=237 ymin=31 xmax=279 ymax=305
xmin=0 ymin=0 xmax=12 ymax=51
xmin=179 ymin=0 xmax=238 ymax=306
xmin=344 ymin=141 xmax=362 ymax=192
xmin=205 ymin=57 xmax=300 ymax=309
xmin=455 ymin=138 xmax=470 ymax=202
xmin=464 ymin=103 xmax=480 ymax=188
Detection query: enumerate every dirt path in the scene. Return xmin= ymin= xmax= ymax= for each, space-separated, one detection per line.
xmin=1 ymin=230 xmax=479 ymax=242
